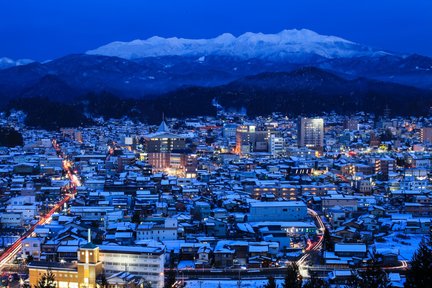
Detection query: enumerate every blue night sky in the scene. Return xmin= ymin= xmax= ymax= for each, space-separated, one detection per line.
xmin=1 ymin=0 xmax=431 ymax=61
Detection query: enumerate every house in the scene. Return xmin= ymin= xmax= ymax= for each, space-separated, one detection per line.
xmin=204 ymin=218 xmax=228 ymax=237
xmin=195 ymin=245 xmax=213 ymax=268
xmin=22 ymin=238 xmax=43 ymax=261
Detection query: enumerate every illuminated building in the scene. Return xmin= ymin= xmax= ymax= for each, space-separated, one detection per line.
xmin=143 ymin=120 xmax=196 ymax=176
xmin=235 ymin=124 xmax=273 ymax=155
xmin=144 ymin=120 xmax=186 ymax=153
xmin=420 ymin=127 xmax=432 ymax=143
xmin=29 ymin=234 xmax=165 ymax=288
xmin=297 ymin=117 xmax=324 ymax=152
xmin=29 ymin=241 xmax=103 ymax=288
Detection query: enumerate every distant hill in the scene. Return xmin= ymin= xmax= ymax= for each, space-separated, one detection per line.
xmin=7 ymin=67 xmax=432 ymax=128
xmin=1 ymin=29 xmax=432 ymax=125
xmin=150 ymin=67 xmax=432 ymax=118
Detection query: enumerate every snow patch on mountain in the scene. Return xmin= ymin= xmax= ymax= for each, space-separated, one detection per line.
xmin=0 ymin=57 xmax=34 ymax=69
xmin=87 ymin=29 xmax=389 ymax=60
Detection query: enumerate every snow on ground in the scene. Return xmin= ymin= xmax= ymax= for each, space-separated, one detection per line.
xmin=375 ymin=233 xmax=424 ymax=260
xmin=185 ymin=279 xmax=284 ymax=288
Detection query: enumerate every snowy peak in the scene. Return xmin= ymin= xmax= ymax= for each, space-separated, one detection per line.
xmin=0 ymin=57 xmax=34 ymax=70
xmin=87 ymin=29 xmax=387 ymax=60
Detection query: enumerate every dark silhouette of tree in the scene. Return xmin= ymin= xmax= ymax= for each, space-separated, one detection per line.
xmin=131 ymin=210 xmax=141 ymax=224
xmin=405 ymin=230 xmax=432 ymax=287
xmin=323 ymin=228 xmax=333 ymax=252
xmin=97 ymin=271 xmax=109 ymax=288
xmin=282 ymin=262 xmax=302 ymax=288
xmin=263 ymin=276 xmax=277 ymax=288
xmin=380 ymin=128 xmax=394 ymax=142
xmin=164 ymin=250 xmax=176 ymax=288
xmin=25 ymin=255 xmax=34 ymax=264
xmin=346 ymin=252 xmax=391 ymax=288
xmin=35 ymin=270 xmax=56 ymax=288
xmin=303 ymin=273 xmax=330 ymax=288
xmin=0 ymin=126 xmax=23 ymax=147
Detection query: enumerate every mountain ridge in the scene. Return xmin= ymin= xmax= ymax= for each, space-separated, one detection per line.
xmin=87 ymin=29 xmax=389 ymax=60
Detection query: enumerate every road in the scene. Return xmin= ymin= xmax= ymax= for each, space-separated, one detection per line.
xmin=0 ymin=140 xmax=77 ymax=269
xmin=296 ymin=208 xmax=325 ymax=276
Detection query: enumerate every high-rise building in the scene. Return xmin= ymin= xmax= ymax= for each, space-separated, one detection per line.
xmin=235 ymin=124 xmax=273 ymax=155
xmin=343 ymin=118 xmax=359 ymax=131
xmin=235 ymin=124 xmax=256 ymax=155
xmin=420 ymin=127 xmax=432 ymax=143
xmin=144 ymin=120 xmax=186 ymax=153
xmin=269 ymin=134 xmax=285 ymax=156
xmin=297 ymin=117 xmax=324 ymax=151
xmin=143 ymin=120 xmax=194 ymax=175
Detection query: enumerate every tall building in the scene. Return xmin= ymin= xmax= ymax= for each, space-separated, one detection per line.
xmin=297 ymin=117 xmax=324 ymax=151
xmin=235 ymin=124 xmax=274 ymax=155
xmin=144 ymin=120 xmax=186 ymax=153
xmin=269 ymin=134 xmax=285 ymax=156
xmin=343 ymin=118 xmax=359 ymax=131
xmin=235 ymin=124 xmax=256 ymax=155
xmin=420 ymin=127 xmax=432 ymax=143
xmin=143 ymin=120 xmax=194 ymax=176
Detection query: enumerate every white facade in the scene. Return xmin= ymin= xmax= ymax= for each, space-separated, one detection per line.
xmin=137 ymin=218 xmax=178 ymax=241
xmin=6 ymin=204 xmax=37 ymax=220
xmin=99 ymin=245 xmax=165 ymax=288
xmin=22 ymin=237 xmax=43 ymax=260
xmin=0 ymin=212 xmax=23 ymax=227
xmin=249 ymin=201 xmax=308 ymax=222
xmin=269 ymin=135 xmax=285 ymax=156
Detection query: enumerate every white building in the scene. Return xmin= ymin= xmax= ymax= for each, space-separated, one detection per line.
xmin=136 ymin=218 xmax=178 ymax=241
xmin=69 ymin=206 xmax=115 ymax=222
xmin=269 ymin=135 xmax=285 ymax=156
xmin=22 ymin=237 xmax=43 ymax=260
xmin=6 ymin=204 xmax=37 ymax=221
xmin=0 ymin=212 xmax=23 ymax=227
xmin=249 ymin=201 xmax=308 ymax=222
xmin=99 ymin=245 xmax=165 ymax=288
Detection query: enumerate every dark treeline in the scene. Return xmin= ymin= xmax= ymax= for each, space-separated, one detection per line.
xmin=0 ymin=126 xmax=24 ymax=147
xmin=7 ymin=97 xmax=92 ymax=130
xmin=4 ymin=68 xmax=432 ymax=130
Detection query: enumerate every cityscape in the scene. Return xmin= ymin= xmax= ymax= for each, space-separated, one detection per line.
xmin=0 ymin=1 xmax=432 ymax=288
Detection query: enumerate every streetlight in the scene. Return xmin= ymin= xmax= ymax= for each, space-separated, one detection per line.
xmin=237 ymin=266 xmax=246 ymax=288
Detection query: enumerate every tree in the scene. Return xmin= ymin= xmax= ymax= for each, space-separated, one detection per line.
xmin=97 ymin=271 xmax=109 ymax=288
xmin=323 ymin=228 xmax=333 ymax=252
xmin=263 ymin=276 xmax=277 ymax=288
xmin=0 ymin=126 xmax=23 ymax=147
xmin=35 ymin=270 xmax=56 ymax=288
xmin=303 ymin=273 xmax=330 ymax=288
xmin=405 ymin=230 xmax=432 ymax=287
xmin=25 ymin=255 xmax=34 ymax=264
xmin=132 ymin=210 xmax=141 ymax=224
xmin=346 ymin=252 xmax=391 ymax=288
xmin=164 ymin=251 xmax=176 ymax=288
xmin=282 ymin=262 xmax=302 ymax=288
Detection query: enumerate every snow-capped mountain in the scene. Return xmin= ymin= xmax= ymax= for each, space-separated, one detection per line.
xmin=0 ymin=57 xmax=34 ymax=70
xmin=87 ymin=29 xmax=389 ymax=60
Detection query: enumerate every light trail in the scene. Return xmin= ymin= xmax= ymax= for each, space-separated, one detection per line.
xmin=0 ymin=140 xmax=76 ymax=268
